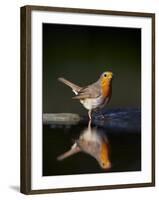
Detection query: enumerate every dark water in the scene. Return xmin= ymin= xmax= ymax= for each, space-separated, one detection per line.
xmin=43 ymin=121 xmax=141 ymax=176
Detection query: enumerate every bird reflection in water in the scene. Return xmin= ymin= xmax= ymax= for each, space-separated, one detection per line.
xmin=57 ymin=120 xmax=111 ymax=170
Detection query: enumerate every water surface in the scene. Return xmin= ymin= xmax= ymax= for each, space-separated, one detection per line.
xmin=43 ymin=119 xmax=141 ymax=176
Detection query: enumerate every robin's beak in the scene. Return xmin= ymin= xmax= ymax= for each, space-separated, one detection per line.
xmin=100 ymin=160 xmax=111 ymax=169
xmin=107 ymin=72 xmax=113 ymax=79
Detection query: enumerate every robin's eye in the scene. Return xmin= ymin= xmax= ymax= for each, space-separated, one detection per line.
xmin=104 ymin=74 xmax=107 ymax=77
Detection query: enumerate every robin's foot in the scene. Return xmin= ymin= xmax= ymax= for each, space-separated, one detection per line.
xmin=101 ymin=111 xmax=105 ymax=119
xmin=100 ymin=114 xmax=105 ymax=119
xmin=93 ymin=109 xmax=105 ymax=120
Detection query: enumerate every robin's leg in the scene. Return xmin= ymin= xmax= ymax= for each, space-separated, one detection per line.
xmin=88 ymin=119 xmax=92 ymax=130
xmin=88 ymin=110 xmax=92 ymax=120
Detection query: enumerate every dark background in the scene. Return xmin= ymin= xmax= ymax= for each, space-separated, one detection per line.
xmin=43 ymin=23 xmax=141 ymax=115
xmin=42 ymin=23 xmax=141 ymax=176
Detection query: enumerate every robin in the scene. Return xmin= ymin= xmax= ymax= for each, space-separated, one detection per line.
xmin=58 ymin=71 xmax=113 ymax=119
xmin=57 ymin=120 xmax=111 ymax=169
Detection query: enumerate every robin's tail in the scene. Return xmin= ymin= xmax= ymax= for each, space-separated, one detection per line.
xmin=58 ymin=77 xmax=82 ymax=94
xmin=57 ymin=145 xmax=81 ymax=161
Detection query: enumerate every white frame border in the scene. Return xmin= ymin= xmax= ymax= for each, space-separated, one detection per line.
xmin=30 ymin=9 xmax=153 ymax=190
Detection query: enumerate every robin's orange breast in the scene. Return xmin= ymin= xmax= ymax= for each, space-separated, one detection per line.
xmin=100 ymin=142 xmax=111 ymax=169
xmin=101 ymin=79 xmax=111 ymax=98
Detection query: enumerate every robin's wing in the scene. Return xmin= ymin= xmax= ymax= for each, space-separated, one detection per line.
xmin=73 ymin=82 xmax=101 ymax=99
